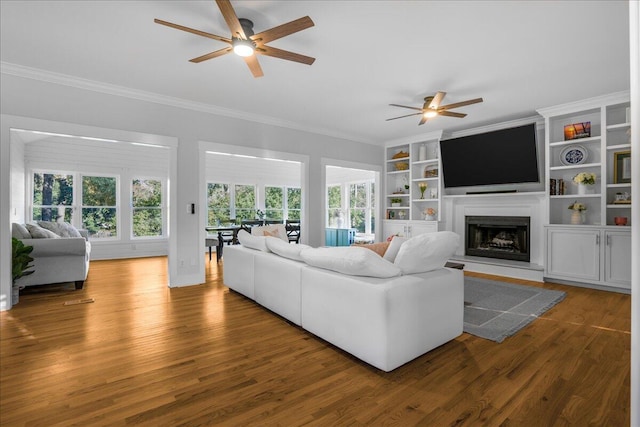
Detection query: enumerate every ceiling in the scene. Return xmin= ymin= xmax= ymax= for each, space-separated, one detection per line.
xmin=0 ymin=1 xmax=631 ymax=146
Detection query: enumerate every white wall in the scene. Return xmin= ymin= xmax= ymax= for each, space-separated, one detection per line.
xmin=0 ymin=72 xmax=382 ymax=310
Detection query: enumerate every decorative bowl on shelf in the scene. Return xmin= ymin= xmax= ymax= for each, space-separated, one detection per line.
xmin=424 ymin=165 xmax=438 ymax=177
xmin=395 ymin=162 xmax=409 ymax=171
xmin=392 ymin=150 xmax=409 ymax=159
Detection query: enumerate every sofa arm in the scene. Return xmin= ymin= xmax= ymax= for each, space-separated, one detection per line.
xmin=78 ymin=229 xmax=89 ymax=240
xmin=22 ymin=238 xmax=89 ymax=257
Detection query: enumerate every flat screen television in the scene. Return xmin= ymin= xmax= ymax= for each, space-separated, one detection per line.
xmin=440 ymin=123 xmax=539 ymax=189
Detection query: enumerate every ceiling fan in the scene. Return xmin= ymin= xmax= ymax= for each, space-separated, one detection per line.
xmin=154 ymin=0 xmax=315 ymax=78
xmin=387 ymin=92 xmax=483 ymax=125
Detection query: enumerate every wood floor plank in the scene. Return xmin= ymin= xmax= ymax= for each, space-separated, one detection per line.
xmin=0 ymin=257 xmax=630 ymax=426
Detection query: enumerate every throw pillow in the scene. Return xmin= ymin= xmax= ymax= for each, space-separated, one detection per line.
xmin=263 ymin=229 xmax=279 ymax=238
xmin=393 ymin=231 xmax=460 ymax=274
xmin=382 ymin=236 xmax=408 ymax=262
xmin=26 ymin=223 xmax=60 ymax=239
xmin=357 ymin=241 xmax=390 ymax=257
xmin=265 ymin=237 xmax=310 ymax=261
xmin=300 ymin=246 xmax=402 ymax=278
xmin=12 ymin=223 xmax=31 ymax=239
xmin=38 ymin=221 xmax=82 ymax=238
xmin=237 ymin=229 xmax=271 ymax=252
xmin=251 ymin=225 xmax=288 ymax=242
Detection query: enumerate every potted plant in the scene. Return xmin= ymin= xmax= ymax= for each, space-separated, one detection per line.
xmin=573 ymin=172 xmax=596 ymax=195
xmin=390 ymin=198 xmax=402 ymax=207
xmin=11 ymin=237 xmax=35 ymax=304
xmin=568 ymin=201 xmax=587 ymax=224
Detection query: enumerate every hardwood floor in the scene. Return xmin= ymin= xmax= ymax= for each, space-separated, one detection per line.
xmin=0 ymin=257 xmax=630 ymax=426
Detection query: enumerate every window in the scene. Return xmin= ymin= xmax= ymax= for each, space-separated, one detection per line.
xmin=234 ymin=184 xmax=255 ymax=221
xmin=350 ymin=183 xmax=367 ymax=233
xmin=327 ymin=185 xmax=342 ymax=227
xmin=32 ymin=172 xmax=74 ymax=222
xmin=287 ymin=187 xmax=301 ymax=220
xmin=265 ymin=186 xmax=284 ymax=220
xmin=207 ymin=183 xmax=230 ymax=225
xmin=132 ymin=178 xmax=163 ymax=237
xmin=349 ymin=181 xmax=375 ymax=234
xmin=82 ymin=175 xmax=118 ymax=238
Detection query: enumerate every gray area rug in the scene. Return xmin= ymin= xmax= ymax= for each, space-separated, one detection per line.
xmin=464 ymin=277 xmax=566 ymax=343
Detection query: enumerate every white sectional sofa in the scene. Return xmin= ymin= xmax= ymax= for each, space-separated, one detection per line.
xmin=223 ymin=231 xmax=464 ymax=372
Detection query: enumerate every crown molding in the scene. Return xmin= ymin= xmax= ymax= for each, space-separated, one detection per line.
xmin=1 ymin=62 xmax=370 ymax=145
xmin=536 ymin=91 xmax=630 ymax=118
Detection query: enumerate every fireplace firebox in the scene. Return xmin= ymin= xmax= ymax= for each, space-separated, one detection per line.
xmin=465 ymin=216 xmax=530 ymax=262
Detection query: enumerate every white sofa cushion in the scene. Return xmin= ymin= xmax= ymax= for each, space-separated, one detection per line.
xmin=265 ymin=236 xmax=310 ymax=261
xmin=12 ymin=223 xmax=31 ymax=239
xmin=237 ymin=229 xmax=271 ymax=252
xmin=38 ymin=221 xmax=82 ymax=238
xmin=26 ymin=223 xmax=60 ymax=239
xmin=300 ymin=246 xmax=402 ymax=278
xmin=383 ymin=236 xmax=408 ymax=262
xmin=394 ymin=231 xmax=460 ymax=274
xmin=251 ymin=224 xmax=288 ymax=242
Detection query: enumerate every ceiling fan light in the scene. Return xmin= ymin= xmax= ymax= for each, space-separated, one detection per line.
xmin=424 ymin=110 xmax=438 ymax=118
xmin=233 ymin=38 xmax=254 ymax=57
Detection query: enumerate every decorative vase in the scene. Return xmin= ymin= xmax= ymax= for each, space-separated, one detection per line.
xmin=570 ymin=210 xmax=585 ymax=225
xmin=419 ymin=144 xmax=427 ymax=161
xmin=577 ymin=183 xmax=587 ymax=195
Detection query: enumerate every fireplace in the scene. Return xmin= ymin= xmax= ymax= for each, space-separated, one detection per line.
xmin=465 ymin=216 xmax=530 ymax=262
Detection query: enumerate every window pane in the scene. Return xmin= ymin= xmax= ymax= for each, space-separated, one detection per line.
xmin=83 ymin=176 xmax=116 ymax=206
xmin=82 ymin=176 xmax=117 ymax=239
xmin=350 ymin=183 xmax=366 ymax=208
xmin=133 ymin=208 xmax=162 ymax=237
xmin=234 ymin=184 xmax=255 ymax=221
xmin=207 ymin=183 xmax=230 ymax=225
xmin=287 ymin=187 xmax=301 ymax=220
xmin=350 ymin=208 xmax=365 ymax=232
xmin=132 ymin=179 xmax=162 ymax=207
xmin=32 ymin=173 xmax=73 ymax=222
xmin=83 ymin=207 xmax=117 ymax=238
xmin=265 ymin=186 xmax=283 ymax=220
xmin=132 ymin=179 xmax=163 ymax=237
xmin=327 ymin=185 xmax=341 ymax=208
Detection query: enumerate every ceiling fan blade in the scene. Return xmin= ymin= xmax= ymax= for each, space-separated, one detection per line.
xmin=257 ymin=46 xmax=315 ymax=65
xmin=439 ymin=98 xmax=484 ymax=110
xmin=189 ymin=47 xmax=233 ymax=63
xmin=154 ymin=19 xmax=231 ymax=44
xmin=251 ymin=16 xmax=315 ymax=45
xmin=439 ymin=111 xmax=467 ymax=118
xmin=216 ymin=0 xmax=246 ymax=39
xmin=244 ymin=55 xmax=264 ymax=78
xmin=389 ymin=104 xmax=424 ymax=112
xmin=386 ymin=113 xmax=423 ymax=121
xmin=428 ymin=91 xmax=446 ymax=109
xmin=418 ymin=116 xmax=429 ymax=125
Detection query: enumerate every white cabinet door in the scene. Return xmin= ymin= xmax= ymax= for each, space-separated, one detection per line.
xmin=383 ymin=221 xmax=409 ymax=239
xmin=382 ymin=220 xmax=438 ymax=241
xmin=546 ymin=228 xmax=600 ymax=282
xmin=407 ymin=221 xmax=438 ymax=237
xmin=604 ymin=230 xmax=632 ymax=289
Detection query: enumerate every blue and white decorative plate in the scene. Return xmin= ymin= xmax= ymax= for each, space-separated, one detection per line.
xmin=559 ymin=145 xmax=588 ymax=166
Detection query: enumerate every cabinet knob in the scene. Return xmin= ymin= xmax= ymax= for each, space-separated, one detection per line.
xmin=596 ymin=234 xmax=600 ymax=245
